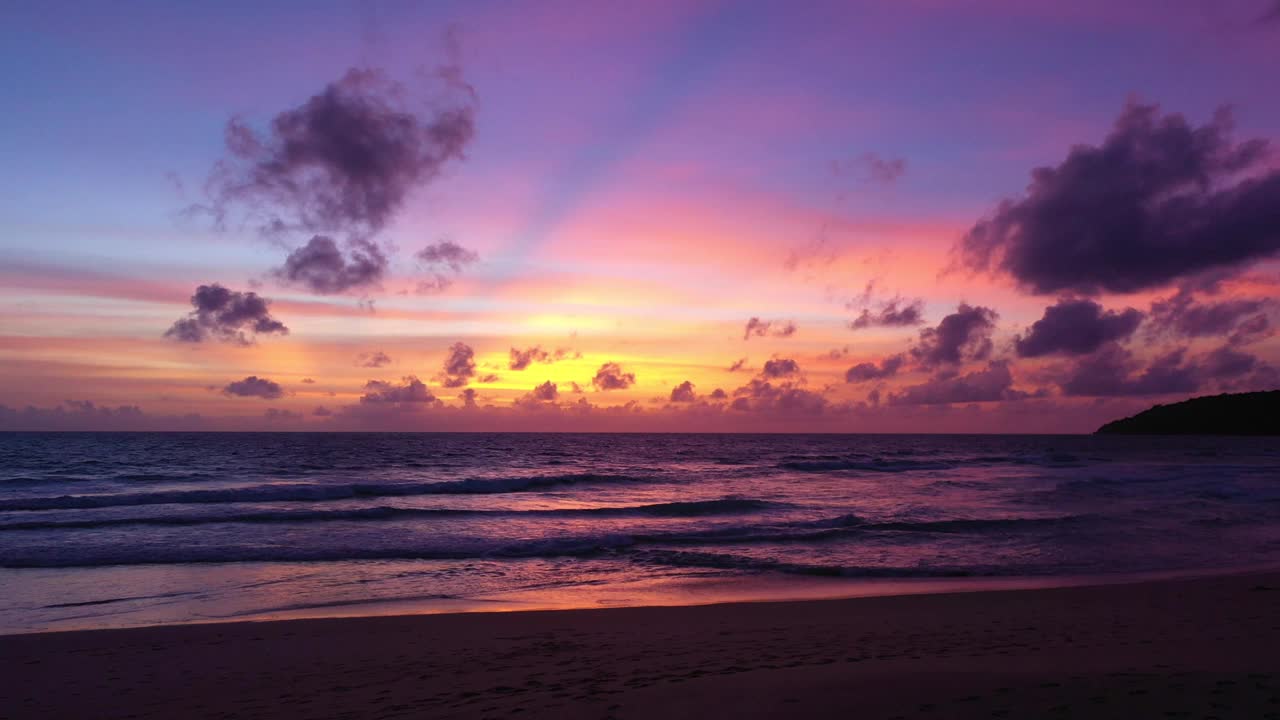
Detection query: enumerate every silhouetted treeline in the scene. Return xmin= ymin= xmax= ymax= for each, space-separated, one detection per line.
xmin=1096 ymin=391 xmax=1280 ymax=435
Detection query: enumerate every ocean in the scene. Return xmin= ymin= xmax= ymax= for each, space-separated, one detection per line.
xmin=2 ymin=432 xmax=1279 ymax=634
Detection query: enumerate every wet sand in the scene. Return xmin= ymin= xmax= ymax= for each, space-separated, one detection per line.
xmin=3 ymin=571 xmax=1280 ymax=719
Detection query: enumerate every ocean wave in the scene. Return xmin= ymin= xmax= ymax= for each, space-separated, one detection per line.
xmin=0 ymin=473 xmax=657 ymax=511
xmin=630 ymin=549 xmax=1009 ymax=578
xmin=0 ymin=512 xmax=1077 ymax=567
xmin=0 ymin=497 xmax=783 ymax=531
xmin=630 ymin=514 xmax=1079 ymax=546
xmin=0 ymin=471 xmax=220 ymax=486
xmin=777 ymin=458 xmax=955 ymax=473
xmin=0 ymin=534 xmax=642 ymax=568
xmin=632 ymin=497 xmax=781 ymax=517
xmin=864 ymin=516 xmax=1082 ymax=533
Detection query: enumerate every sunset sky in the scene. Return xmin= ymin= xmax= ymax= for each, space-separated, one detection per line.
xmin=2 ymin=0 xmax=1279 ymax=432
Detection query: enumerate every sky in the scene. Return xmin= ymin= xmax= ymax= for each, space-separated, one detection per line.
xmin=2 ymin=0 xmax=1279 ymax=432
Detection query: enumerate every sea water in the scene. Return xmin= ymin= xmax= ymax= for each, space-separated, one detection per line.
xmin=2 ymin=432 xmax=1278 ymax=633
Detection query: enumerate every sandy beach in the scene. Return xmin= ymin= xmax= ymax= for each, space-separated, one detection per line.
xmin=3 ymin=571 xmax=1279 ymax=719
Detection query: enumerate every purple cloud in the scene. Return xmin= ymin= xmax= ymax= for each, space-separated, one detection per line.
xmin=761 ymin=358 xmax=801 ymax=379
xmin=849 ymin=298 xmax=925 ymax=330
xmin=1015 ymin=299 xmax=1143 ymax=357
xmin=440 ymin=342 xmax=477 ymax=388
xmin=1149 ymin=292 xmax=1271 ymax=345
xmin=207 ymin=67 xmax=474 ymax=238
xmin=1202 ymin=345 xmax=1261 ymax=380
xmin=888 ymin=362 xmax=1031 ymax=405
xmin=592 ymin=362 xmax=635 ymax=390
xmin=729 ymin=379 xmax=828 ymax=415
xmin=416 ymin=240 xmax=479 ymax=293
xmin=508 ymin=345 xmax=576 ymax=370
xmin=670 ymin=380 xmax=696 ymax=402
xmin=1060 ymin=346 xmax=1200 ymax=397
xmin=911 ymin=304 xmax=998 ymax=367
xmin=460 ymin=388 xmax=479 ymax=409
xmin=529 ymin=381 xmax=559 ymax=402
xmin=1259 ymin=1 xmax=1280 ymax=24
xmin=958 ymin=102 xmax=1280 ymax=295
xmin=845 ymin=354 xmax=905 ymax=383
xmin=223 ymin=376 xmax=284 ymax=399
xmin=360 ymin=376 xmax=435 ymax=404
xmin=356 ymin=351 xmax=392 ymax=368
xmin=743 ymin=317 xmax=797 ymax=341
xmin=165 ymin=284 xmax=288 ymax=345
xmin=725 ymin=360 xmax=830 ymax=415
xmin=273 ymin=235 xmax=387 ymax=294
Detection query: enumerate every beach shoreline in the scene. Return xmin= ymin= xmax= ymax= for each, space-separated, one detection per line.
xmin=7 ymin=561 xmax=1280 ymax=637
xmin=4 ymin=568 xmax=1279 ymax=718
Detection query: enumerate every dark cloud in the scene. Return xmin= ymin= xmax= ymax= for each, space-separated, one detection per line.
xmin=207 ymin=67 xmax=474 ymax=238
xmin=440 ymin=342 xmax=477 ymax=388
xmin=508 ymin=345 xmax=576 ymax=370
xmin=849 ymin=298 xmax=925 ymax=330
xmin=360 ymin=376 xmax=435 ymax=404
xmin=223 ymin=376 xmax=285 ymax=399
xmin=273 ymin=235 xmax=387 ymax=294
xmin=263 ymin=408 xmax=303 ymax=422
xmin=845 ymin=354 xmax=906 ymax=383
xmin=1060 ymin=346 xmax=1201 ymax=397
xmin=460 ymin=388 xmax=479 ymax=409
xmin=530 ymin=381 xmax=559 ymax=402
xmin=728 ymin=358 xmax=749 ymax=372
xmin=670 ymin=381 xmax=697 ymax=403
xmin=508 ymin=347 xmax=544 ymax=370
xmin=1229 ymin=314 xmax=1273 ymax=346
xmin=1150 ymin=292 xmax=1271 ymax=345
xmin=1202 ymin=345 xmax=1260 ymax=380
xmin=0 ymin=401 xmax=208 ymax=432
xmin=50 ymin=400 xmax=142 ymax=419
xmin=761 ymin=358 xmax=801 ymax=379
xmin=743 ymin=317 xmax=797 ymax=341
xmin=592 ymin=362 xmax=635 ymax=391
xmin=888 ymin=362 xmax=1030 ymax=405
xmin=1015 ymin=299 xmax=1143 ymax=357
xmin=165 ymin=284 xmax=288 ymax=345
xmin=1202 ymin=346 xmax=1279 ymax=391
xmin=709 ymin=388 xmax=728 ymax=401
xmin=356 ymin=350 xmax=392 ymax=368
xmin=729 ymin=379 xmax=828 ymax=415
xmin=513 ymin=381 xmax=558 ymax=409
xmin=957 ymin=102 xmax=1280 ymax=295
xmin=911 ymin=304 xmax=998 ymax=367
xmin=726 ymin=360 xmax=830 ymax=415
xmin=417 ymin=239 xmax=478 ymax=272
xmin=1259 ymin=1 xmax=1280 ymax=24
xmin=312 ymin=406 xmax=333 ymax=416
xmin=833 ymin=153 xmax=907 ymax=184
xmin=416 ymin=240 xmax=479 ymax=293
xmin=301 ymin=378 xmax=316 ymax=384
